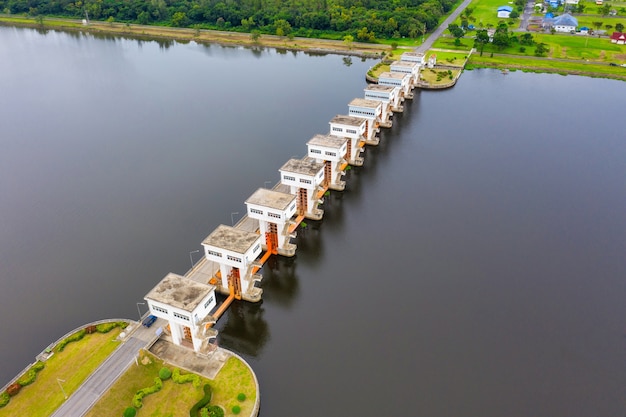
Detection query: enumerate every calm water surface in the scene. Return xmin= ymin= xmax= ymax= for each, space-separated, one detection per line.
xmin=1 ymin=26 xmax=625 ymax=417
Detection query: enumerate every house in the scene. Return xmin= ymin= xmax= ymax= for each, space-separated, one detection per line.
xmin=595 ymin=0 xmax=603 ymax=4
xmin=497 ymin=5 xmax=513 ymax=18
xmin=565 ymin=0 xmax=579 ymax=5
xmin=611 ymin=32 xmax=626 ymax=44
xmin=552 ymin=13 xmax=578 ymax=32
xmin=579 ymin=26 xmax=589 ymax=34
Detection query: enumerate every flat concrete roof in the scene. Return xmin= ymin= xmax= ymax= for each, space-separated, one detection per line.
xmin=245 ymin=188 xmax=295 ymax=211
xmin=307 ymin=134 xmax=347 ymax=149
xmin=145 ymin=273 xmax=214 ymax=312
xmin=365 ymin=84 xmax=396 ymax=93
xmin=330 ymin=115 xmax=366 ymax=126
xmin=202 ymin=224 xmax=260 ymax=254
xmin=349 ymin=98 xmax=382 ymax=109
xmin=402 ymin=52 xmax=424 ymax=58
xmin=280 ymin=158 xmax=325 ymax=177
xmin=379 ymin=72 xmax=408 ymax=80
xmin=391 ymin=60 xmax=418 ymax=68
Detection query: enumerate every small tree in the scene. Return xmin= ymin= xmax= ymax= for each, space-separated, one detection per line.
xmin=510 ymin=10 xmax=520 ymax=19
xmin=106 ymin=16 xmax=114 ymax=26
xmin=592 ymin=21 xmax=603 ymax=30
xmin=616 ymin=22 xmax=624 ymax=32
xmin=535 ymin=42 xmax=548 ymax=56
xmin=447 ymin=23 xmax=465 ymax=45
xmin=474 ymin=29 xmax=490 ymax=55
xmin=250 ymin=30 xmax=260 ymax=42
xmin=343 ymin=34 xmax=353 ymax=49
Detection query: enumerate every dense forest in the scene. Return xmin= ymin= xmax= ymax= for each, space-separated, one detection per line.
xmin=0 ymin=0 xmax=457 ymax=40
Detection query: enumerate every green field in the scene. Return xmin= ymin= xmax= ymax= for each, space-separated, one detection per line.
xmin=0 ymin=328 xmax=123 ymax=417
xmin=84 ymin=351 xmax=257 ymax=417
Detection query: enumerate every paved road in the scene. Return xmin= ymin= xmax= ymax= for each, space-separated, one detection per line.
xmin=416 ymin=0 xmax=474 ymax=53
xmin=50 ymin=321 xmax=163 ymax=417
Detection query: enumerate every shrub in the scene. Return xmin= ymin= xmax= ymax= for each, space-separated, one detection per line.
xmin=57 ymin=329 xmax=86 ymax=351
xmin=173 ymin=368 xmax=201 ymax=387
xmin=96 ymin=322 xmax=118 ymax=333
xmin=6 ymin=383 xmax=21 ymax=396
xmin=0 ymin=391 xmax=10 ymax=407
xmin=232 ymin=405 xmax=241 ymax=414
xmin=123 ymin=407 xmax=137 ymax=417
xmin=207 ymin=405 xmax=224 ymax=417
xmin=18 ymin=369 xmax=37 ymax=386
xmin=189 ymin=384 xmax=212 ymax=417
xmin=159 ymin=367 xmax=172 ymax=380
xmin=132 ymin=377 xmax=163 ymax=408
xmin=237 ymin=393 xmax=246 ymax=402
xmin=32 ymin=361 xmax=45 ymax=372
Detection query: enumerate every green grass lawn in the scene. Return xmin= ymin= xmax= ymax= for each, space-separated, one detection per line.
xmin=452 ymin=0 xmax=517 ymax=29
xmin=431 ymin=50 xmax=471 ymax=65
xmin=0 ymin=328 xmax=122 ymax=417
xmin=84 ymin=351 xmax=257 ymax=417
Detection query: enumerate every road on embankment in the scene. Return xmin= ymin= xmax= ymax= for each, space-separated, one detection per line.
xmin=416 ymin=0 xmax=474 ymax=53
xmin=49 ymin=323 xmax=159 ymax=417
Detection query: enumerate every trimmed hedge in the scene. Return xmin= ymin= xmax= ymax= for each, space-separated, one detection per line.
xmin=236 ymin=393 xmax=246 ymax=402
xmin=172 ymin=368 xmax=201 ymax=388
xmin=132 ymin=377 xmax=163 ymax=409
xmin=0 ymin=391 xmax=10 ymax=408
xmin=231 ymin=404 xmax=241 ymax=414
xmin=207 ymin=405 xmax=224 ymax=417
xmin=32 ymin=361 xmax=45 ymax=372
xmin=17 ymin=369 xmax=37 ymax=386
xmin=189 ymin=384 xmax=212 ymax=417
xmin=57 ymin=329 xmax=86 ymax=352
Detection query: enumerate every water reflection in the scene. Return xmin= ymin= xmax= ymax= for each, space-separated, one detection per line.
xmin=216 ymin=300 xmax=269 ymax=358
xmin=259 ymin=256 xmax=300 ymax=307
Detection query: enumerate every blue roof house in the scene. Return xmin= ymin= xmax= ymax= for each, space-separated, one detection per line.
xmin=552 ymin=13 xmax=578 ymax=32
xmin=497 ymin=5 xmax=514 ymax=17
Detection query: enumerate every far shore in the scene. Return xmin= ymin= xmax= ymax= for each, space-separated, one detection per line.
xmin=0 ymin=15 xmax=392 ymax=58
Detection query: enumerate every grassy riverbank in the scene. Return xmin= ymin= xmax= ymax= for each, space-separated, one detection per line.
xmin=0 ymin=15 xmax=390 ymax=57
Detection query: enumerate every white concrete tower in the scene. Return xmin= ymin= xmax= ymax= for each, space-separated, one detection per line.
xmin=144 ymin=273 xmax=218 ymax=354
xmin=378 ymin=71 xmax=413 ymax=101
xmin=329 ymin=115 xmax=367 ymax=167
xmin=364 ymin=84 xmax=400 ymax=124
xmin=390 ymin=60 xmax=421 ymax=87
xmin=245 ymin=188 xmax=297 ymax=257
xmin=306 ymin=134 xmax=348 ymax=191
xmin=279 ymin=158 xmax=325 ymax=220
xmin=348 ymin=98 xmax=383 ymax=146
xmin=202 ymin=225 xmax=263 ymax=302
xmin=401 ymin=51 xmax=425 ymax=68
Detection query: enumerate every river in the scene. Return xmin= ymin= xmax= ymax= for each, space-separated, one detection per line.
xmin=0 ymin=26 xmax=625 ymax=417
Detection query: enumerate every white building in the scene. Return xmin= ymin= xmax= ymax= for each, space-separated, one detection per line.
xmin=144 ymin=273 xmax=218 ymax=353
xmin=202 ymin=225 xmax=263 ymax=302
xmin=364 ymin=84 xmax=399 ymax=125
xmin=378 ymin=71 xmax=413 ymax=101
xmin=329 ymin=115 xmax=367 ymax=166
xmin=245 ymin=188 xmax=297 ymax=257
xmin=390 ymin=60 xmax=421 ymax=87
xmin=306 ymin=134 xmax=348 ymax=191
xmin=279 ymin=158 xmax=326 ymax=220
xmin=401 ymin=52 xmax=425 ymax=68
xmin=552 ymin=13 xmax=578 ymax=32
xmin=348 ymin=98 xmax=383 ymax=145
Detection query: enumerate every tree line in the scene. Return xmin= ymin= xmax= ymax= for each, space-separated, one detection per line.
xmin=0 ymin=0 xmax=458 ymax=40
